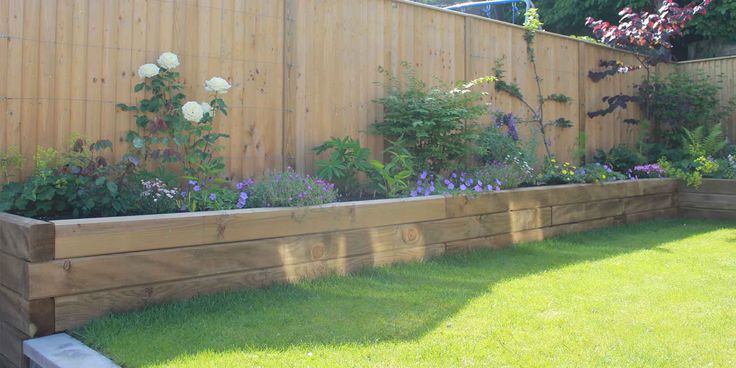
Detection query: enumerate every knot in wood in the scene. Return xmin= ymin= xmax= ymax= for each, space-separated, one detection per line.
xmin=63 ymin=260 xmax=72 ymax=271
xmin=402 ymin=227 xmax=420 ymax=244
xmin=310 ymin=244 xmax=325 ymax=260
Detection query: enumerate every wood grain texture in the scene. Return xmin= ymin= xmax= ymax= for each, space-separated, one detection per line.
xmin=53 ymin=244 xmax=446 ymax=331
xmin=680 ymin=207 xmax=736 ymax=221
xmin=680 ymin=192 xmax=736 ymax=211
xmin=0 ymin=252 xmax=27 ymax=297
xmin=552 ymin=199 xmax=623 ymax=225
xmin=623 ymin=194 xmax=674 ymax=214
xmin=52 ymin=196 xmax=447 ymax=258
xmin=0 ymin=321 xmax=28 ymax=368
xmin=31 ymin=221 xmax=435 ymax=298
xmin=0 ymin=285 xmax=53 ymax=337
xmin=0 ymin=213 xmax=54 ymax=262
xmin=0 ymin=0 xmax=704 ymax=181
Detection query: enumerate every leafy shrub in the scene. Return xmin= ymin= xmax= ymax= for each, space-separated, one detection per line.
xmin=0 ymin=139 xmax=139 ymax=219
xmin=313 ymin=136 xmax=372 ymax=196
xmin=639 ymin=72 xmax=733 ymax=133
xmin=681 ymin=124 xmax=729 ymax=158
xmin=475 ymin=111 xmax=537 ymax=167
xmin=593 ymin=144 xmax=645 ymax=172
xmin=135 ymin=179 xmax=180 ymax=214
xmin=118 ymin=52 xmax=231 ymax=181
xmin=711 ymin=154 xmax=736 ymax=179
xmin=538 ymin=160 xmax=626 ymax=185
xmin=0 ymin=146 xmax=23 ymax=183
xmin=659 ymin=156 xmax=719 ymax=187
xmin=472 ymin=155 xmax=536 ymax=190
xmin=247 ymin=168 xmax=337 ymax=207
xmin=367 ymin=142 xmax=416 ymax=198
xmin=177 ymin=179 xmax=247 ymax=212
xmin=409 ymin=171 xmax=503 ymax=198
xmin=371 ymin=62 xmax=491 ymax=173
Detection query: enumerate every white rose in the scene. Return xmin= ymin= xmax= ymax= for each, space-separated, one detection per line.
xmin=137 ymin=63 xmax=160 ymax=79
xmin=157 ymin=52 xmax=180 ymax=70
xmin=182 ymin=101 xmax=204 ymax=122
xmin=200 ymin=102 xmax=213 ymax=116
xmin=204 ymin=77 xmax=232 ymax=94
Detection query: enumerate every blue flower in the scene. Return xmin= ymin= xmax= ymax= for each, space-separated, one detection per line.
xmin=188 ymin=180 xmax=197 ymax=186
xmin=193 ymin=185 xmax=201 ymax=192
xmin=447 ymin=182 xmax=455 ymax=190
xmin=420 ymin=170 xmax=428 ymax=180
xmin=410 ymin=191 xmax=418 ymax=197
xmin=209 ymin=193 xmax=217 ymax=201
xmin=460 ymin=184 xmax=467 ymax=191
xmin=495 ymin=179 xmax=502 ymax=186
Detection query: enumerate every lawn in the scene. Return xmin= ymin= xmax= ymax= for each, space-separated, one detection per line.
xmin=76 ymin=219 xmax=736 ymax=368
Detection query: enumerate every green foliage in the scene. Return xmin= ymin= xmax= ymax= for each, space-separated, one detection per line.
xmin=368 ymin=143 xmax=416 ymax=198
xmin=0 ymin=139 xmax=139 ymax=219
xmin=118 ymin=61 xmax=230 ymax=181
xmin=472 ymin=156 xmax=536 ymax=190
xmin=313 ymin=136 xmax=372 ymax=196
xmin=681 ymin=124 xmax=729 ymax=158
xmin=475 ymin=124 xmax=537 ymax=168
xmin=178 ymin=180 xmax=243 ymax=212
xmin=371 ymin=62 xmax=490 ymax=173
xmin=0 ymin=146 xmax=24 ymax=183
xmin=639 ymin=72 xmax=734 ymax=134
xmin=658 ymin=156 xmax=719 ymax=187
xmin=593 ymin=144 xmax=645 ymax=172
xmin=538 ymin=159 xmax=626 ymax=185
xmin=247 ymin=168 xmax=338 ymax=208
xmin=686 ymin=0 xmax=736 ymax=42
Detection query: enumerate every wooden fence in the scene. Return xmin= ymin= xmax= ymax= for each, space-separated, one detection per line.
xmin=0 ymin=0 xmax=730 ymax=180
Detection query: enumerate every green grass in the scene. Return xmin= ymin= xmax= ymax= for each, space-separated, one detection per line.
xmin=76 ymin=219 xmax=736 ymax=367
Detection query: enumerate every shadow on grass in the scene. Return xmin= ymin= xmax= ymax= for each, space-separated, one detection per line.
xmin=74 ymin=219 xmax=730 ymax=366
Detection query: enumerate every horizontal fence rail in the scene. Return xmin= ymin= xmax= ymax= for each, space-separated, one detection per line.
xmin=0 ymin=0 xmax=732 ymax=180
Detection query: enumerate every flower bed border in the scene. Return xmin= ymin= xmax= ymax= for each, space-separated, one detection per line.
xmin=0 ymin=178 xmax=694 ymax=367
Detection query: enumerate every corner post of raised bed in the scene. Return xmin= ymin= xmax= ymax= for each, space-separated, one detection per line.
xmin=0 ymin=213 xmax=56 ymax=368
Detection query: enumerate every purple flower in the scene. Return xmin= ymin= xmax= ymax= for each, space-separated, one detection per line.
xmin=495 ymin=185 xmax=501 ymax=192
xmin=460 ymin=184 xmax=467 ymax=191
xmin=474 ymin=185 xmax=482 ymax=192
xmin=416 ymin=179 xmax=423 ymax=186
xmin=420 ymin=170 xmax=428 ymax=180
xmin=193 ymin=185 xmax=201 ymax=192
xmin=209 ymin=193 xmax=217 ymax=201
xmin=495 ymin=179 xmax=502 ymax=186
xmin=188 ymin=180 xmax=197 ymax=186
xmin=447 ymin=182 xmax=455 ymax=190
xmin=487 ymin=184 xmax=493 ymax=191
xmin=410 ymin=190 xmax=418 ymax=197
xmin=451 ymin=172 xmax=458 ymax=178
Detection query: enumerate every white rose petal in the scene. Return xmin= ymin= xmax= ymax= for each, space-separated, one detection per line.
xmin=204 ymin=77 xmax=232 ymax=94
xmin=157 ymin=52 xmax=180 ymax=70
xmin=137 ymin=63 xmax=160 ymax=79
xmin=182 ymin=101 xmax=204 ymax=122
xmin=200 ymin=102 xmax=213 ymax=116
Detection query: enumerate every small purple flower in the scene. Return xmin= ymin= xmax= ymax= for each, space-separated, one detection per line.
xmin=487 ymin=184 xmax=493 ymax=191
xmin=181 ymin=191 xmax=187 ymax=197
xmin=410 ymin=191 xmax=418 ymax=197
xmin=474 ymin=185 xmax=482 ymax=192
xmin=466 ymin=178 xmax=474 ymax=185
xmin=193 ymin=185 xmax=201 ymax=192
xmin=495 ymin=179 xmax=502 ymax=186
xmin=420 ymin=170 xmax=428 ymax=180
xmin=429 ymin=184 xmax=436 ymax=192
xmin=460 ymin=184 xmax=467 ymax=191
xmin=188 ymin=180 xmax=197 ymax=186
xmin=416 ymin=179 xmax=423 ymax=186
xmin=236 ymin=182 xmax=245 ymax=190
xmin=209 ymin=193 xmax=217 ymax=201
xmin=495 ymin=185 xmax=501 ymax=192
xmin=451 ymin=172 xmax=458 ymax=178
xmin=447 ymin=182 xmax=455 ymax=190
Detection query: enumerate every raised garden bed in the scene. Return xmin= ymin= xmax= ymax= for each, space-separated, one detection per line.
xmin=0 ymin=178 xmax=691 ymax=367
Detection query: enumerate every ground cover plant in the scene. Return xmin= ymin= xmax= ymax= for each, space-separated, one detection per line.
xmin=76 ymin=219 xmax=736 ymax=367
